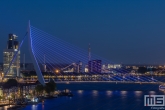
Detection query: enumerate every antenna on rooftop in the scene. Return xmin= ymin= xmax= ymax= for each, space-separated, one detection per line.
xmin=43 ymin=54 xmax=46 ymax=72
xmin=88 ymin=43 xmax=91 ymax=61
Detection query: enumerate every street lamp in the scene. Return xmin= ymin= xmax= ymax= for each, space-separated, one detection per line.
xmin=55 ymin=69 xmax=59 ymax=74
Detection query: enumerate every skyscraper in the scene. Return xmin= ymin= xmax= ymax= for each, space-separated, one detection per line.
xmin=3 ymin=34 xmax=20 ymax=77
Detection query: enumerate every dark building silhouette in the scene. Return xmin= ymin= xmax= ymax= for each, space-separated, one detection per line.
xmin=7 ymin=34 xmax=19 ymax=49
xmin=88 ymin=60 xmax=102 ymax=73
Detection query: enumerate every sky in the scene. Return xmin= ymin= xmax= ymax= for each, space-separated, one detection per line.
xmin=0 ymin=0 xmax=165 ymax=64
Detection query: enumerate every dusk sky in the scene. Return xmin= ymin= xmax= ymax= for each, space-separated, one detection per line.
xmin=0 ymin=0 xmax=165 ymax=64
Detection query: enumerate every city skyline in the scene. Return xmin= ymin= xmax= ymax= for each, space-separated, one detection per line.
xmin=0 ymin=1 xmax=164 ymax=110
xmin=0 ymin=1 xmax=165 ymax=64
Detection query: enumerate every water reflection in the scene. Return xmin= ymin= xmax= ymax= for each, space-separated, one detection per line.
xmin=120 ymin=91 xmax=127 ymax=100
xmin=92 ymin=90 xmax=98 ymax=96
xmin=32 ymin=104 xmax=38 ymax=110
xmin=42 ymin=104 xmax=44 ymax=110
xmin=78 ymin=90 xmax=83 ymax=94
xmin=0 ymin=105 xmax=15 ymax=110
xmin=149 ymin=91 xmax=156 ymax=95
xmin=106 ymin=90 xmax=112 ymax=96
xmin=134 ymin=91 xmax=142 ymax=97
xmin=121 ymin=91 xmax=127 ymax=95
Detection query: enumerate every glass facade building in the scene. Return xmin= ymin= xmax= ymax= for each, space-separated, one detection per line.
xmin=3 ymin=34 xmax=20 ymax=77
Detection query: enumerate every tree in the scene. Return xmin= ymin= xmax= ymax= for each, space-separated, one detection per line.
xmin=44 ymin=85 xmax=51 ymax=95
xmin=3 ymin=79 xmax=18 ymax=89
xmin=35 ymin=84 xmax=44 ymax=96
xmin=44 ymin=80 xmax=56 ymax=95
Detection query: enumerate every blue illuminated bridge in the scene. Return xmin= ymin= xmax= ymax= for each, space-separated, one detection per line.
xmin=4 ymin=21 xmax=163 ymax=85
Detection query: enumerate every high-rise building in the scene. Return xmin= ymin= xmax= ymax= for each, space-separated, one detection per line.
xmin=75 ymin=61 xmax=83 ymax=73
xmin=88 ymin=60 xmax=102 ymax=73
xmin=3 ymin=34 xmax=20 ymax=77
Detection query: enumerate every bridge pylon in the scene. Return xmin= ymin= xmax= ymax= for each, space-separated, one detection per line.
xmin=28 ymin=20 xmax=45 ymax=86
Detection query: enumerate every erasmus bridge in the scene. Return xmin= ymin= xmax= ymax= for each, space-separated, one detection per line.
xmin=3 ymin=21 xmax=161 ymax=85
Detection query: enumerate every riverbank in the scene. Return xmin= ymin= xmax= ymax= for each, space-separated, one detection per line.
xmin=0 ymin=82 xmax=161 ymax=110
xmin=21 ymin=89 xmax=164 ymax=110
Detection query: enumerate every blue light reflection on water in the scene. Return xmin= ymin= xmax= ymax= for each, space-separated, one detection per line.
xmin=20 ymin=90 xmax=164 ymax=110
